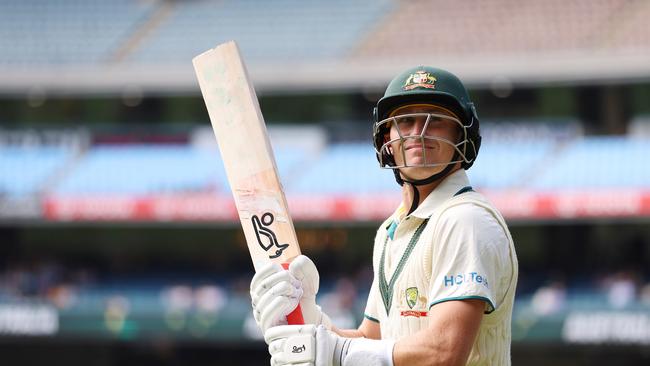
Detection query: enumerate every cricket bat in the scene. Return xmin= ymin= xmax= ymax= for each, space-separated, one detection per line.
xmin=193 ymin=41 xmax=304 ymax=324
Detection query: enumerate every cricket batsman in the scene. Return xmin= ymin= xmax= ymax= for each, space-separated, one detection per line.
xmin=250 ymin=66 xmax=519 ymax=365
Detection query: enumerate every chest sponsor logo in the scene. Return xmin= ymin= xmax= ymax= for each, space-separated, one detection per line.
xmin=400 ymin=310 xmax=428 ymax=317
xmin=400 ymin=287 xmax=428 ymax=317
xmin=443 ymin=272 xmax=489 ymax=288
xmin=406 ymin=287 xmax=418 ymax=309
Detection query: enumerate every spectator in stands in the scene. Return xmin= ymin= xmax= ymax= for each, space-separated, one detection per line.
xmin=249 ymin=66 xmax=518 ymax=366
xmin=319 ymin=277 xmax=358 ymax=330
xmin=531 ymin=279 xmax=567 ymax=316
xmin=640 ymin=282 xmax=650 ymax=306
xmin=604 ymin=269 xmax=639 ymax=309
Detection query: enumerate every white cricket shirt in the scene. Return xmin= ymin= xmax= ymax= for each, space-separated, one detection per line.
xmin=364 ymin=169 xmax=518 ymax=365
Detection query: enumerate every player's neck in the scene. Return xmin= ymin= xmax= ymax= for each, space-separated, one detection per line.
xmin=401 ymin=180 xmax=439 ymax=209
xmin=400 ymin=165 xmax=461 ymax=213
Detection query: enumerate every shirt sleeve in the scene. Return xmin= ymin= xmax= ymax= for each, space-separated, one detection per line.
xmin=427 ymin=204 xmax=509 ymax=313
xmin=363 ymin=276 xmax=381 ymax=323
xmin=364 ymin=220 xmax=392 ymax=323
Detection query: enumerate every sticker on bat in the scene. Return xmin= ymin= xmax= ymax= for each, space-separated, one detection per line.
xmin=251 ymin=212 xmax=290 ymax=259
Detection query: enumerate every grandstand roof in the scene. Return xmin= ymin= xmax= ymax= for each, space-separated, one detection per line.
xmin=0 ymin=0 xmax=649 ymax=95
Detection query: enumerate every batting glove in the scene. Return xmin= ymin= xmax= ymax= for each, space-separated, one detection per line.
xmin=250 ymin=255 xmax=332 ymax=333
xmin=265 ymin=324 xmax=395 ymax=366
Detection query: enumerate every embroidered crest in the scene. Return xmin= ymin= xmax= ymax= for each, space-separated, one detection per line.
xmin=403 ymin=71 xmax=436 ymax=90
xmin=406 ymin=287 xmax=418 ymax=309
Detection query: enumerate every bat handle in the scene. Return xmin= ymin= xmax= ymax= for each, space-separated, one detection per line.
xmin=282 ymin=262 xmax=305 ymax=325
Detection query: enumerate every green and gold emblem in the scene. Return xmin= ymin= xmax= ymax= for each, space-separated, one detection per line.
xmin=403 ymin=71 xmax=436 ymax=90
xmin=406 ymin=287 xmax=418 ymax=309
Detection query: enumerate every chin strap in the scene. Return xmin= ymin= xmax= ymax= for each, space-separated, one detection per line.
xmin=397 ymin=151 xmax=460 ymax=216
xmin=406 ymin=182 xmax=420 ymax=216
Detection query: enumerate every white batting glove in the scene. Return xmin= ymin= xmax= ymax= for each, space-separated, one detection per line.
xmin=288 ymin=255 xmax=332 ymax=329
xmin=250 ymin=255 xmax=331 ymax=333
xmin=265 ymin=324 xmax=395 ymax=366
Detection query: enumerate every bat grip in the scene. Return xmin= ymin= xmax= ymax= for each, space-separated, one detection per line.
xmin=282 ymin=262 xmax=305 ymax=325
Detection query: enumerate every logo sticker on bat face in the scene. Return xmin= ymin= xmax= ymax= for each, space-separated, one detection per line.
xmin=252 ymin=212 xmax=290 ymax=259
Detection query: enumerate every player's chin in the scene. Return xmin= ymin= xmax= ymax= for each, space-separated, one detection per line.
xmin=404 ymin=156 xmax=443 ymax=169
xmin=400 ymin=165 xmax=445 ymax=180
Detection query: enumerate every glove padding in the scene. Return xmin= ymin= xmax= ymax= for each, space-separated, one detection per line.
xmin=250 ymin=255 xmax=331 ymax=333
xmin=265 ymin=324 xmax=395 ymax=366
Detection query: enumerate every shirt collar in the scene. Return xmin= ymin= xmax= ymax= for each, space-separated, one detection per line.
xmin=409 ymin=169 xmax=470 ymax=219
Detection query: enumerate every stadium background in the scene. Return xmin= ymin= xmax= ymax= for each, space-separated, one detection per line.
xmin=1 ymin=0 xmax=650 ymax=364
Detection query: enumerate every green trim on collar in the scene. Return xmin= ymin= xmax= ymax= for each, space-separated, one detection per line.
xmin=408 ymin=170 xmax=472 ymax=219
xmin=454 ymin=185 xmax=473 ymax=196
xmin=379 ymin=218 xmax=429 ymax=316
xmin=428 ymin=295 xmax=496 ymax=314
xmin=364 ymin=314 xmax=380 ymax=323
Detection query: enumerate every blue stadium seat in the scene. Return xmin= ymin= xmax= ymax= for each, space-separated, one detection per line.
xmin=129 ymin=0 xmax=394 ymax=63
xmin=0 ymin=0 xmax=154 ymax=64
xmin=53 ymin=144 xmax=311 ymax=195
xmin=468 ymin=140 xmax=554 ymax=189
xmin=54 ymin=145 xmax=226 ymax=195
xmin=0 ymin=146 xmax=71 ymax=197
xmin=533 ymin=137 xmax=650 ymax=189
xmin=38 ymin=136 xmax=650 ymax=196
xmin=287 ymin=143 xmax=395 ymax=194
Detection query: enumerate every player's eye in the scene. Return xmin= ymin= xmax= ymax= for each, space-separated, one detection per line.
xmin=426 ymin=116 xmax=446 ymax=128
xmin=402 ymin=117 xmax=417 ymax=125
xmin=396 ymin=116 xmax=419 ymax=132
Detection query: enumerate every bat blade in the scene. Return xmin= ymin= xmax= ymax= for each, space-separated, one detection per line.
xmin=192 ymin=41 xmax=301 ymax=272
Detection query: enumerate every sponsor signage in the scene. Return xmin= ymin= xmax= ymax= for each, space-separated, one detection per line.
xmin=41 ymin=189 xmax=650 ymax=222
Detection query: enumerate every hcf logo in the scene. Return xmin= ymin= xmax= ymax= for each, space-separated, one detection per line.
xmin=443 ymin=272 xmax=489 ymax=288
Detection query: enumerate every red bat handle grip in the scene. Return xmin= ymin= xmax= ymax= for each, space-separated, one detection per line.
xmin=282 ymin=262 xmax=305 ymax=325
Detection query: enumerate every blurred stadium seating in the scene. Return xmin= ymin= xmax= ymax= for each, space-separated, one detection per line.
xmin=533 ymin=137 xmax=650 ymax=189
xmin=53 ymin=145 xmax=225 ymax=195
xmin=1 ymin=124 xmax=646 ymax=199
xmin=355 ymin=0 xmax=650 ymax=57
xmin=0 ymin=0 xmax=154 ymax=64
xmin=1 ymin=0 xmax=649 ymax=93
xmin=129 ymin=0 xmax=395 ymax=64
xmin=0 ymin=146 xmax=72 ymax=197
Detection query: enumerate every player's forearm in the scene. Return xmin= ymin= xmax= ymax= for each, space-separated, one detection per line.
xmin=393 ymin=328 xmax=467 ymax=366
xmin=331 ymin=325 xmax=377 ymax=339
xmin=331 ymin=317 xmax=382 ymax=340
xmin=332 ymin=327 xmax=466 ymax=366
xmin=392 ymin=300 xmax=484 ymax=366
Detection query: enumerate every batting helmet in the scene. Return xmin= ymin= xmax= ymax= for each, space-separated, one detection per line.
xmin=373 ymin=66 xmax=481 ymax=170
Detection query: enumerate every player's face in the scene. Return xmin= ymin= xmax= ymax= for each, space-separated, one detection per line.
xmin=385 ymin=104 xmax=461 ymax=180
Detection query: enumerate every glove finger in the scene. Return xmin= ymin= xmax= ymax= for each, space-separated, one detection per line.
xmin=288 ymin=255 xmax=316 ymax=281
xmin=271 ymin=356 xmax=311 ymax=366
xmin=268 ymin=337 xmax=284 ymax=355
xmin=273 ymin=355 xmax=315 ymax=366
xmin=260 ymin=295 xmax=298 ymax=332
xmin=252 ymin=269 xmax=297 ymax=305
xmin=265 ymin=324 xmax=316 ymax=343
xmin=251 ymin=263 xmax=285 ymax=303
xmin=257 ymin=280 xmax=301 ymax=317
xmin=265 ymin=325 xmax=288 ymax=344
xmin=289 ymin=255 xmax=319 ymax=295
xmin=254 ymin=306 xmax=260 ymax=324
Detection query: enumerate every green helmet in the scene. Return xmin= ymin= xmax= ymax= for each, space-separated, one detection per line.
xmin=373 ymin=66 xmax=481 ymax=169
